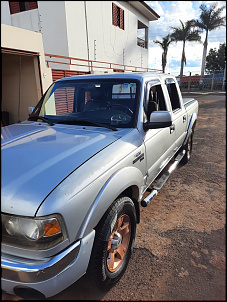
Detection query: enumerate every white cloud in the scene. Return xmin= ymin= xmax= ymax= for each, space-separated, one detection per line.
xmin=146 ymin=1 xmax=164 ymax=16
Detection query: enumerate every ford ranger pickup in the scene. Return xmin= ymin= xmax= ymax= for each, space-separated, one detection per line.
xmin=1 ymin=72 xmax=198 ymax=299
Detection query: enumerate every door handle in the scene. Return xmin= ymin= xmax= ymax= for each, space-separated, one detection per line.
xmin=183 ymin=115 xmax=187 ymax=123
xmin=170 ymin=124 xmax=175 ymax=134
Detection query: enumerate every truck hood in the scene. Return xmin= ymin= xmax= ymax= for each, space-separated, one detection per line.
xmin=1 ymin=122 xmax=126 ymax=216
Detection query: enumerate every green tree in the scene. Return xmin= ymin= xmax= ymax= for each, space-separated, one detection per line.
xmin=191 ymin=3 xmax=226 ymax=84
xmin=153 ymin=35 xmax=173 ymax=73
xmin=170 ymin=20 xmax=201 ymax=86
xmin=205 ymin=43 xmax=226 ymax=74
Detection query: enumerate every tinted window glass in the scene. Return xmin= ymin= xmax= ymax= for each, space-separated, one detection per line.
xmin=146 ymin=84 xmax=166 ymax=119
xmin=34 ymin=79 xmax=140 ymax=128
xmin=166 ymin=83 xmax=181 ymax=111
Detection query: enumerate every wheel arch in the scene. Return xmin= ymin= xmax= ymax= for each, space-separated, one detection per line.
xmin=78 ymin=166 xmax=143 ymax=239
xmin=119 ymin=185 xmax=140 ymax=224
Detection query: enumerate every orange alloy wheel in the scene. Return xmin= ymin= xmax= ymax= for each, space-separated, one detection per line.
xmin=106 ymin=214 xmax=131 ymax=272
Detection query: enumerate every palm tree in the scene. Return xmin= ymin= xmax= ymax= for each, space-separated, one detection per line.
xmin=191 ymin=2 xmax=226 ymax=87
xmin=170 ymin=20 xmax=201 ymax=86
xmin=153 ymin=35 xmax=173 ymax=73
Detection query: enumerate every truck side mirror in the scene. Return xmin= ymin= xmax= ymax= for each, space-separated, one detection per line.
xmin=143 ymin=111 xmax=172 ymax=131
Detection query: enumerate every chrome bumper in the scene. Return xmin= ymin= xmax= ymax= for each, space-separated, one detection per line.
xmin=1 ymin=241 xmax=80 ymax=283
xmin=1 ymin=230 xmax=95 ymax=298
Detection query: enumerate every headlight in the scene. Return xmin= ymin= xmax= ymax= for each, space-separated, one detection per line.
xmin=2 ymin=214 xmax=67 ymax=250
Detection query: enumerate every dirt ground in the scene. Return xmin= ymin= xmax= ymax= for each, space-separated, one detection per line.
xmin=2 ymin=92 xmax=226 ymax=301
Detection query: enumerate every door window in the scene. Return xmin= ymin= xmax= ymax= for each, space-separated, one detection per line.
xmin=146 ymin=83 xmax=167 ymax=120
xmin=165 ymin=80 xmax=181 ymax=112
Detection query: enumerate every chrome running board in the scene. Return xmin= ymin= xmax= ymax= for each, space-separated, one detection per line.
xmin=141 ymin=150 xmax=186 ymax=207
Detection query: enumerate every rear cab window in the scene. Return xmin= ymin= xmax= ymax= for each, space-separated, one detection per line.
xmin=165 ymin=78 xmax=181 ymax=113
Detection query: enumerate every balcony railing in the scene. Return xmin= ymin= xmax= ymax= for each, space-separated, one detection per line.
xmin=137 ymin=37 xmax=148 ymax=49
xmin=45 ymin=53 xmax=161 ymax=73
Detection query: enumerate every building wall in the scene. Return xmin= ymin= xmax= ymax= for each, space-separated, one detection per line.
xmin=116 ymin=1 xmax=149 ymax=68
xmin=65 ymin=1 xmax=90 ymax=61
xmin=1 ymin=1 xmax=152 ymax=73
xmin=1 ymin=1 xmax=11 ymax=25
xmin=37 ymin=1 xmax=69 ymax=57
xmin=11 ymin=8 xmax=40 ymax=32
xmin=64 ymin=1 xmax=149 ymax=71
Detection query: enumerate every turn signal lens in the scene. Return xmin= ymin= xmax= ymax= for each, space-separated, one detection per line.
xmin=44 ymin=219 xmax=61 ymax=236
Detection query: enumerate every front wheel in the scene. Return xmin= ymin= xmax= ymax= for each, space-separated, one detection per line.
xmin=86 ymin=196 xmax=137 ymax=291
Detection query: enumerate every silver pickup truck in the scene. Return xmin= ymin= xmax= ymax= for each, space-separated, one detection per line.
xmin=1 ymin=72 xmax=198 ymax=299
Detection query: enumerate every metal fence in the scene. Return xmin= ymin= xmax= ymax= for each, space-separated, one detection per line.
xmin=45 ymin=53 xmax=162 ymax=74
xmin=178 ymin=70 xmax=226 ymax=92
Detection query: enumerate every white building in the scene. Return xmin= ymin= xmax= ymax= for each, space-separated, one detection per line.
xmin=2 ymin=1 xmax=159 ymax=77
xmin=1 ymin=1 xmax=159 ymax=125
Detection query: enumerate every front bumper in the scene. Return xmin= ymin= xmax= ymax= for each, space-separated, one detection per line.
xmin=1 ymin=230 xmax=95 ymax=298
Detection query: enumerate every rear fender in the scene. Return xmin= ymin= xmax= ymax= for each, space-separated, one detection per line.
xmin=78 ymin=166 xmax=144 ymax=238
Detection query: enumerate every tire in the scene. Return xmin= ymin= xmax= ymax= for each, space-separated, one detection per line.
xmin=181 ymin=132 xmax=193 ymax=165
xmin=86 ymin=196 xmax=137 ymax=292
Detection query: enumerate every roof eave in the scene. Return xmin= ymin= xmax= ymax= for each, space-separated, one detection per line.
xmin=128 ymin=1 xmax=160 ymax=21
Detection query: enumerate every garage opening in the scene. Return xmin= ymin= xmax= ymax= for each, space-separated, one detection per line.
xmin=1 ymin=48 xmax=42 ymax=125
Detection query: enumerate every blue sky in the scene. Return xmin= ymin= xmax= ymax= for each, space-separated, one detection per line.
xmin=145 ymin=1 xmax=226 ymax=76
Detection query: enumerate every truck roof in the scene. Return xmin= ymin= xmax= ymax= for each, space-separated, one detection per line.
xmin=57 ymin=72 xmax=174 ymax=82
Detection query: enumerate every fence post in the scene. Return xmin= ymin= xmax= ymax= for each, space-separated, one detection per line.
xmin=222 ymin=61 xmax=226 ymax=91
xmin=211 ymin=71 xmax=215 ymax=91
xmin=188 ymin=72 xmax=191 ymax=92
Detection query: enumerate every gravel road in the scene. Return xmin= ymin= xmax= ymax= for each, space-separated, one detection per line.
xmin=2 ymin=93 xmax=226 ymax=301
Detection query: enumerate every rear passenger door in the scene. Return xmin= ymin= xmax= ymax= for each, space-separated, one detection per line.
xmin=165 ymin=78 xmax=187 ymax=151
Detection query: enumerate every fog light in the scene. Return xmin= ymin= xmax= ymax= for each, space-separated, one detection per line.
xmin=14 ymin=286 xmax=46 ymax=300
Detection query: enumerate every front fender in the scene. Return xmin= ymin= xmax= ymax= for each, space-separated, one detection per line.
xmin=78 ymin=166 xmax=144 ymax=238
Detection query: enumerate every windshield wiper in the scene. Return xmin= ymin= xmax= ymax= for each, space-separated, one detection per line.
xmin=28 ymin=115 xmax=54 ymax=126
xmin=57 ymin=119 xmax=118 ymax=131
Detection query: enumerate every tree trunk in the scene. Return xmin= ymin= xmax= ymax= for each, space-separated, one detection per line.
xmin=200 ymin=30 xmax=208 ymax=88
xmin=162 ymin=53 xmax=164 ymax=73
xmin=162 ymin=52 xmax=167 ymax=73
xmin=179 ymin=42 xmax=185 ymax=87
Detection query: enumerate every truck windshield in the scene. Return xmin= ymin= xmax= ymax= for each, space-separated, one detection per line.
xmin=29 ymin=79 xmax=140 ymax=129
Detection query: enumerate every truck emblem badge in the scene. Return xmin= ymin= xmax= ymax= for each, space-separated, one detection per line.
xmin=133 ymin=153 xmax=144 ymax=164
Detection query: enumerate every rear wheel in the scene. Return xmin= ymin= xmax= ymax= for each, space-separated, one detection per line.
xmin=86 ymin=196 xmax=136 ymax=291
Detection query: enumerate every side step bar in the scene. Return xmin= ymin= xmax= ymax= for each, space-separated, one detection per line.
xmin=141 ymin=150 xmax=186 ymax=207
